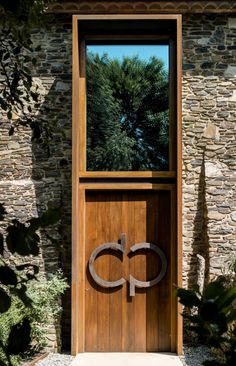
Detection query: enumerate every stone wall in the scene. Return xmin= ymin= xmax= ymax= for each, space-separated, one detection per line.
xmin=182 ymin=15 xmax=236 ymax=288
xmin=0 ymin=13 xmax=235 ymax=350
xmin=0 ymin=15 xmax=73 ymax=351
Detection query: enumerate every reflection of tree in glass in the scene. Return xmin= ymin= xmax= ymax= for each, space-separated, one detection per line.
xmin=86 ymin=52 xmax=169 ymax=171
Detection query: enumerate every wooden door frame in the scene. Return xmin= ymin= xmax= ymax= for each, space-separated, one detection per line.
xmin=72 ymin=14 xmax=182 ymax=355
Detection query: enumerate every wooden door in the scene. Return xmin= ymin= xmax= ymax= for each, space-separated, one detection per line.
xmin=72 ymin=14 xmax=182 ymax=355
xmin=84 ymin=190 xmax=175 ymax=352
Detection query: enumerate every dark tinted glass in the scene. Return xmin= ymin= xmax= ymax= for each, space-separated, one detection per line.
xmin=86 ymin=44 xmax=169 ymax=171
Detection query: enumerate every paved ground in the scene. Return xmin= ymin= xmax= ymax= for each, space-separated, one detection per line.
xmin=70 ymin=353 xmax=183 ymax=366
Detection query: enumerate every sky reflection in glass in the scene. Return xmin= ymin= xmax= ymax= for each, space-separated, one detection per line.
xmin=87 ymin=45 xmax=169 ymax=70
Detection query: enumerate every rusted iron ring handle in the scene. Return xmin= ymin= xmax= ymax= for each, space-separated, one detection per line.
xmin=129 ymin=243 xmax=167 ymax=297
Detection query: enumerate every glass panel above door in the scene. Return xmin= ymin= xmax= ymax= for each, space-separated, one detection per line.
xmin=86 ymin=44 xmax=169 ymax=171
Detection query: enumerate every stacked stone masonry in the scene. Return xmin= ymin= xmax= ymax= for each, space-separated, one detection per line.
xmin=0 ymin=14 xmax=235 ymax=350
xmin=182 ymin=15 xmax=236 ymax=288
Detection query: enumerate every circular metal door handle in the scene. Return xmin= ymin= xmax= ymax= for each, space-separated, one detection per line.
xmin=88 ymin=234 xmax=126 ymax=288
xmin=129 ymin=242 xmax=167 ymax=296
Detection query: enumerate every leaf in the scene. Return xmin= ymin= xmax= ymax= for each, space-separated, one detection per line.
xmin=6 ymin=318 xmax=31 ymax=355
xmin=216 ymin=288 xmax=236 ymax=310
xmin=7 ymin=111 xmax=12 ymax=120
xmin=11 ymin=72 xmax=20 ymax=89
xmin=0 ymin=266 xmax=17 ymax=286
xmin=6 ymin=221 xmax=26 ymax=254
xmin=29 ymin=208 xmax=60 ymax=231
xmin=9 ymin=126 xmax=14 ymax=136
xmin=38 ymin=207 xmax=61 ymax=227
xmin=227 ymin=308 xmax=236 ymax=323
xmin=0 ymin=288 xmax=11 ymax=313
xmin=200 ymin=301 xmax=219 ymax=322
xmin=0 ymin=97 xmax=8 ymax=110
xmin=176 ymin=288 xmax=201 ymax=308
xmin=0 ymin=233 xmax=4 ymax=255
xmin=14 ymin=286 xmax=32 ymax=307
xmin=216 ymin=313 xmax=228 ymax=334
xmin=31 ymin=124 xmax=41 ymax=139
xmin=204 ymin=281 xmax=225 ymax=301
xmin=6 ymin=220 xmax=40 ymax=256
xmin=0 ymin=203 xmax=7 ymax=220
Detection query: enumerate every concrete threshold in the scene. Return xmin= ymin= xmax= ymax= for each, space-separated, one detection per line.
xmin=70 ymin=352 xmax=183 ymax=366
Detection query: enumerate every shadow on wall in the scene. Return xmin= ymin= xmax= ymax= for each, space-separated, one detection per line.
xmin=187 ymin=149 xmax=210 ymax=290
xmin=30 ymin=17 xmax=72 ymax=351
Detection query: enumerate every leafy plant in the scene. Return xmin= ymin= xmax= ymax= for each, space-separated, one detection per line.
xmin=177 ymin=278 xmax=236 ymax=366
xmin=0 ymin=203 xmax=61 ymax=365
xmin=220 ymin=255 xmax=236 ymax=289
xmin=0 ymin=271 xmax=68 ymax=355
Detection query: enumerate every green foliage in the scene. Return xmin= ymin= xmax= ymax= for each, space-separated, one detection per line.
xmin=0 ymin=1 xmax=54 ymax=137
xmin=86 ymin=53 xmax=169 ymax=171
xmin=0 ymin=204 xmax=61 ymax=366
xmin=25 ymin=272 xmax=68 ymax=350
xmin=0 ymin=272 xmax=68 ymax=356
xmin=177 ymin=277 xmax=236 ymax=366
xmin=220 ymin=255 xmax=236 ymax=289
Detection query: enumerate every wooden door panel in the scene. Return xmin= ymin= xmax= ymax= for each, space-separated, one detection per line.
xmin=85 ymin=190 xmax=173 ymax=352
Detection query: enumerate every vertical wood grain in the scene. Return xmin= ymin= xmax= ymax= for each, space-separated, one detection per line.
xmin=157 ymin=192 xmax=171 ymax=351
xmin=134 ymin=198 xmax=147 ymax=351
xmin=84 ymin=190 xmax=174 ymax=352
xmin=146 ymin=192 xmax=159 ymax=351
xmin=176 ymin=14 xmax=183 ymax=356
xmin=85 ymin=193 xmax=98 ymax=351
xmin=109 ymin=194 xmax=122 ymax=351
xmin=121 ymin=193 xmax=129 ymax=351
xmin=127 ymin=195 xmax=135 ymax=351
xmin=96 ymin=193 xmax=110 ymax=351
xmin=72 ymin=15 xmax=80 ymax=356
